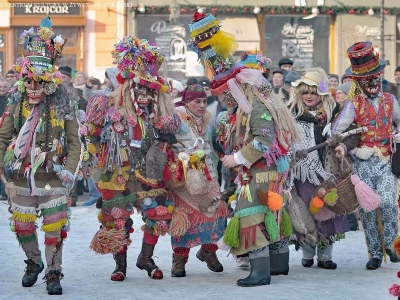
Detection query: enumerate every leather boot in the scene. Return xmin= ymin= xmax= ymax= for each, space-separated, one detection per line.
xmin=196 ymin=248 xmax=223 ymax=272
xmin=237 ymin=256 xmax=271 ymax=287
xmin=111 ymin=252 xmax=127 ymax=281
xmin=317 ymin=260 xmax=337 ymax=269
xmin=45 ymin=270 xmax=63 ymax=295
xmin=22 ymin=259 xmax=44 ymax=287
xmin=171 ymin=254 xmax=187 ymax=277
xmin=136 ymin=243 xmax=163 ymax=279
xmin=366 ymin=258 xmax=382 ymax=270
xmin=270 ymin=244 xmax=289 ymax=275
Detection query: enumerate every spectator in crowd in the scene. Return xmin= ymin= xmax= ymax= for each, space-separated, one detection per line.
xmin=73 ymin=71 xmax=89 ymax=110
xmin=170 ymin=79 xmax=184 ymax=100
xmin=186 ymin=77 xmax=198 ymax=85
xmin=278 ymin=57 xmax=293 ymax=71
xmin=341 ymin=74 xmax=352 ymax=85
xmin=328 ymin=74 xmax=340 ymax=88
xmin=272 ymin=70 xmax=300 ymax=104
xmin=6 ymin=70 xmax=17 ymax=85
xmin=382 ymin=79 xmax=397 ymax=99
xmin=271 ymin=69 xmax=286 ymax=95
xmin=0 ymin=77 xmax=10 ymax=200
xmin=394 ymin=66 xmax=400 ymax=101
xmin=58 ymin=66 xmax=73 ymax=85
xmin=335 ymin=83 xmax=350 ymax=104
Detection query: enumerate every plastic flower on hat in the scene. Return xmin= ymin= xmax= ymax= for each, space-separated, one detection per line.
xmin=18 ymin=27 xmax=35 ymax=45
xmin=54 ymin=35 xmax=64 ymax=45
xmin=318 ymin=81 xmax=327 ymax=93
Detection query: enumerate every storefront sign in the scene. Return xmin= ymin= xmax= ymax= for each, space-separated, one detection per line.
xmin=265 ymin=15 xmax=330 ymax=73
xmin=137 ymin=15 xmax=193 ymax=81
xmin=14 ymin=4 xmax=81 ymax=15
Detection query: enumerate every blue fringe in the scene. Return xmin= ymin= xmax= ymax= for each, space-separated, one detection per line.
xmin=276 ymin=156 xmax=289 ymax=173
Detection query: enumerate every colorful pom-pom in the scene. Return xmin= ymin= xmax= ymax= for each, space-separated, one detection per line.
xmin=147 ymin=208 xmax=156 ymax=218
xmin=61 ymin=230 xmax=67 ymax=239
xmin=167 ymin=205 xmax=174 ymax=214
xmin=267 ymin=191 xmax=283 ymax=211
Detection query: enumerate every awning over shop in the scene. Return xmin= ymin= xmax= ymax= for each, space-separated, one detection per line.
xmin=218 ymin=16 xmax=261 ymax=52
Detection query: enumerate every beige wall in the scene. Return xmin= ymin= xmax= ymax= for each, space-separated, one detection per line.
xmin=335 ymin=14 xmax=397 ymax=82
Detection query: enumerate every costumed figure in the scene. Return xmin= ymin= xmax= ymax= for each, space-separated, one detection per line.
xmin=288 ymin=67 xmax=352 ymax=270
xmin=0 ymin=17 xmax=80 ymax=295
xmin=169 ymin=84 xmax=229 ymax=277
xmin=86 ymin=36 xmax=179 ymax=281
xmin=187 ymin=12 xmax=300 ymax=287
xmin=334 ymin=42 xmax=400 ymax=269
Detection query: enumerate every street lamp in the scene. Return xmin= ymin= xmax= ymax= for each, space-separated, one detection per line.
xmin=169 ymin=0 xmax=181 ymax=21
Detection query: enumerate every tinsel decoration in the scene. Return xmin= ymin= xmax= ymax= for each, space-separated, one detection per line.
xmin=90 ymin=227 xmax=131 ymax=255
xmin=131 ymin=5 xmax=399 ymax=16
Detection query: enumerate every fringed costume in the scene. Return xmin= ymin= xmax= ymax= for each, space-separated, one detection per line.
xmin=85 ymin=36 xmax=179 ymax=281
xmin=169 ymin=84 xmax=229 ymax=277
xmin=187 ymin=12 xmax=300 ymax=287
xmin=0 ymin=18 xmax=81 ymax=295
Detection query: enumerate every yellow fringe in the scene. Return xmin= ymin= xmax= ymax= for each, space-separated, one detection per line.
xmin=134 ymin=170 xmax=159 ymax=186
xmin=351 ymin=60 xmax=380 ymax=75
xmin=42 ymin=218 xmax=68 ymax=233
xmin=255 ymin=171 xmax=279 ymax=184
xmin=98 ymin=181 xmax=126 ymax=191
xmin=137 ymin=188 xmax=167 ymax=200
xmin=12 ymin=212 xmax=37 ymax=223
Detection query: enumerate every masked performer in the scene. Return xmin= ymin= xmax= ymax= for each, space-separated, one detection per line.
xmin=0 ymin=17 xmax=80 ymax=295
xmin=187 ymin=12 xmax=300 ymax=287
xmin=334 ymin=42 xmax=400 ymax=269
xmin=168 ymin=84 xmax=229 ymax=277
xmin=86 ymin=36 xmax=179 ymax=281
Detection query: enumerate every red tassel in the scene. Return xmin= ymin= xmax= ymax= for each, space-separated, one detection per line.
xmin=163 ymin=165 xmax=172 ymax=181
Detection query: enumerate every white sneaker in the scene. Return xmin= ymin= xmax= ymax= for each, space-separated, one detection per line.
xmin=236 ymin=256 xmax=250 ymax=268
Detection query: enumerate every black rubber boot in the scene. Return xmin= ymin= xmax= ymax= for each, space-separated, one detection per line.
xmin=45 ymin=270 xmax=63 ymax=295
xmin=171 ymin=254 xmax=187 ymax=277
xmin=301 ymin=258 xmax=314 ymax=268
xmin=136 ymin=243 xmax=163 ymax=279
xmin=111 ymin=252 xmax=127 ymax=281
xmin=270 ymin=246 xmax=289 ymax=275
xmin=366 ymin=258 xmax=382 ymax=270
xmin=22 ymin=259 xmax=44 ymax=287
xmin=237 ymin=256 xmax=271 ymax=287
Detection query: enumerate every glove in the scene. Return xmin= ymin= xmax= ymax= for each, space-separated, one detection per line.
xmin=57 ymin=170 xmax=75 ymax=189
xmin=351 ymin=148 xmax=373 ymax=160
xmin=394 ymin=132 xmax=400 ymax=143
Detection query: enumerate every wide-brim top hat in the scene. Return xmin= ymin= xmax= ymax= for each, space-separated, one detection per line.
xmin=292 ymin=69 xmax=330 ymax=96
xmin=13 ymin=16 xmax=66 ymax=88
xmin=112 ymin=36 xmax=168 ymax=93
xmin=345 ymin=41 xmax=386 ymax=79
xmin=187 ymin=12 xmax=242 ymax=95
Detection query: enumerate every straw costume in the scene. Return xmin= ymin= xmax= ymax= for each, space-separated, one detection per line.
xmin=0 ymin=17 xmax=81 ymax=295
xmin=333 ymin=42 xmax=400 ymax=270
xmin=86 ymin=36 xmax=179 ymax=281
xmin=187 ymin=12 xmax=300 ymax=287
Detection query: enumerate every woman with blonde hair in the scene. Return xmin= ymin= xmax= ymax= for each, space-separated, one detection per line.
xmin=288 ymin=67 xmax=350 ymax=270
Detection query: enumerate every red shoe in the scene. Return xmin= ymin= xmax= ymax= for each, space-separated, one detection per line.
xmin=111 ymin=271 xmax=125 ymax=281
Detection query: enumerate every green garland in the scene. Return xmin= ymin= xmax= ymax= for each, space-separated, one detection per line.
xmin=132 ymin=5 xmax=400 ymax=16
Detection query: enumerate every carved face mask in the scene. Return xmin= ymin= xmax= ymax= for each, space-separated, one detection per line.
xmin=24 ymin=77 xmax=45 ymax=104
xmin=358 ymin=75 xmax=381 ymax=97
xmin=134 ymin=88 xmax=154 ymax=108
xmin=222 ymin=90 xmax=238 ymax=114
